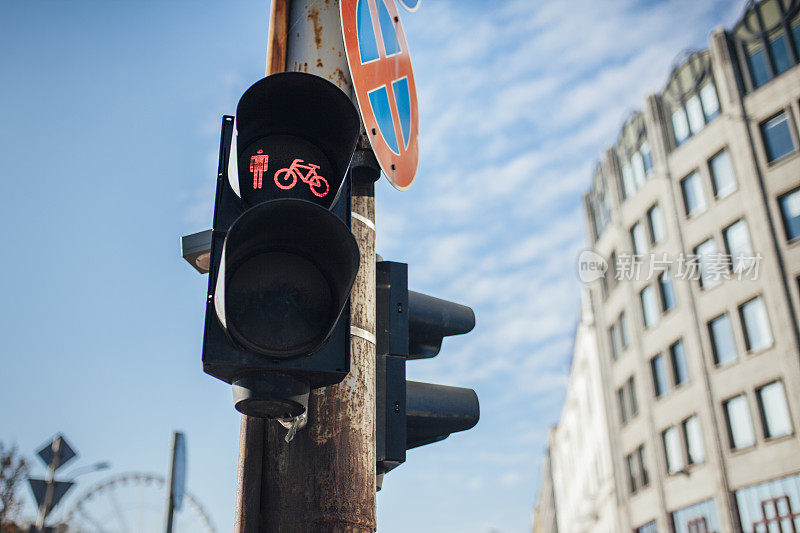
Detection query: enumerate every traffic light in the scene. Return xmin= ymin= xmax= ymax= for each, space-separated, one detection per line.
xmin=202 ymin=72 xmax=361 ymax=420
xmin=375 ymin=261 xmax=479 ymax=482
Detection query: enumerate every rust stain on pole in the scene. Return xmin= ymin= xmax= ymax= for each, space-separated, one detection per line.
xmin=266 ymin=0 xmax=291 ymax=77
xmin=235 ymin=415 xmax=264 ymax=533
xmin=256 ymin=1 xmax=376 ymax=531
xmin=307 ymin=6 xmax=325 ymax=50
xmin=285 ymin=0 xmax=353 ymax=93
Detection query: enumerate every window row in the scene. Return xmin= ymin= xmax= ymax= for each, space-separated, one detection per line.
xmin=640 ymin=270 xmax=676 ymax=328
xmin=693 ymin=218 xmax=755 ymax=289
xmin=630 ymin=203 xmax=666 ymax=255
xmin=735 ymin=1 xmax=800 ymax=91
xmin=650 ymin=339 xmax=690 ymax=398
xmin=680 ymin=148 xmax=737 ymax=218
xmin=723 ymin=380 xmax=793 ymax=450
xmin=632 ymin=472 xmax=800 ymax=532
xmin=670 ymin=81 xmax=720 ymax=147
xmin=662 ymin=415 xmax=705 ymax=475
xmin=708 ymin=295 xmax=773 ymax=366
xmin=620 ymin=140 xmax=654 ymax=199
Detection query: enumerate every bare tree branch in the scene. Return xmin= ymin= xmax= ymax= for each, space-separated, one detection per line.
xmin=0 ymin=442 xmax=29 ymax=531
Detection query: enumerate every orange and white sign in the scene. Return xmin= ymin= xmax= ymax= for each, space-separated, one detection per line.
xmin=341 ymin=0 xmax=419 ymax=190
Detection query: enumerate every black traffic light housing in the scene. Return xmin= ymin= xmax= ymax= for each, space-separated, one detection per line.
xmin=202 ymin=73 xmax=361 ymax=420
xmin=376 ymin=261 xmax=479 ymax=479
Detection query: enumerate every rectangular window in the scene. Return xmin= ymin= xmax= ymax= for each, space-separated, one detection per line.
xmin=739 ymin=297 xmax=773 ymax=352
xmin=670 ymin=339 xmax=689 ymax=386
xmin=609 ymin=322 xmax=621 ymax=360
xmin=636 ymin=521 xmax=657 ymax=533
xmin=672 ymin=499 xmax=721 ymax=533
xmin=632 ymin=151 xmax=646 ymax=189
xmin=627 ymin=445 xmax=649 ymax=492
xmin=709 ymin=149 xmax=737 ymax=198
xmin=628 ymin=376 xmax=638 ymax=417
xmin=638 ymin=445 xmax=648 ymax=487
xmin=659 ymin=270 xmax=676 ymax=312
xmin=619 ymin=386 xmax=629 ymax=424
xmin=756 ymin=381 xmax=793 ymax=439
xmin=641 ymin=285 xmax=659 ymax=328
xmin=778 ymin=187 xmax=800 ymax=240
xmin=681 ymin=171 xmax=707 ymax=216
xmin=651 ymin=353 xmax=668 ymax=397
xmin=709 ymin=313 xmax=738 ymax=365
xmin=683 ymin=416 xmax=705 ymax=465
xmin=769 ymin=34 xmax=792 ymax=75
xmin=620 ymin=311 xmax=630 ymax=349
xmin=648 ymin=204 xmax=666 ymax=244
xmin=761 ymin=112 xmax=796 ymax=162
xmin=748 ymin=46 xmax=770 ymax=88
xmin=695 ymin=238 xmax=721 ymax=289
xmin=686 ymin=94 xmax=706 ymax=134
xmin=734 ymin=472 xmax=800 ymax=533
xmin=631 ymin=222 xmax=648 ymax=255
xmin=663 ymin=426 xmax=685 ymax=474
xmin=640 ymin=141 xmax=653 ymax=175
xmin=608 ymin=251 xmax=618 ymax=292
xmin=794 ymin=22 xmax=800 ymax=59
xmin=626 ymin=452 xmax=638 ymax=493
xmin=672 ymin=108 xmax=690 ymax=146
xmin=724 ymin=220 xmax=754 ymax=273
xmin=724 ymin=394 xmax=756 ymax=449
xmin=621 ymin=162 xmax=636 ymax=199
xmin=699 ymin=83 xmax=720 ymax=122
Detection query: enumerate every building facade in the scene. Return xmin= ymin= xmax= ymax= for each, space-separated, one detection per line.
xmin=537 ymin=1 xmax=800 ymax=531
xmin=534 ymin=440 xmax=560 ymax=533
xmin=543 ymin=295 xmax=621 ymax=533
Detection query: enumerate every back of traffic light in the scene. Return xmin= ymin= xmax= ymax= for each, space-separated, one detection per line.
xmin=375 ymin=261 xmax=479 ymax=484
xmin=202 ymin=72 xmax=361 ymax=420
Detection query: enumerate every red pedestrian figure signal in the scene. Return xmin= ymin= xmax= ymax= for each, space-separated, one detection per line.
xmin=274 ymin=159 xmax=329 ymax=197
xmin=250 ymin=149 xmax=269 ymax=189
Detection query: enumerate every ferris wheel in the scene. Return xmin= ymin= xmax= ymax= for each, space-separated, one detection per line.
xmin=60 ymin=472 xmax=216 ymax=533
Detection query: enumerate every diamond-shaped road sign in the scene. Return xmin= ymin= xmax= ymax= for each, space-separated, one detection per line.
xmin=28 ymin=478 xmax=75 ymax=513
xmin=36 ymin=434 xmax=77 ymax=470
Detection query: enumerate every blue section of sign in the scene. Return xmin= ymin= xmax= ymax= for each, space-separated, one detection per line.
xmin=392 ymin=77 xmax=411 ymax=148
xmin=378 ymin=0 xmax=400 ymax=56
xmin=357 ymin=0 xmax=379 ymax=63
xmin=368 ymin=86 xmax=400 ymax=154
xmin=397 ymin=0 xmax=420 ymax=11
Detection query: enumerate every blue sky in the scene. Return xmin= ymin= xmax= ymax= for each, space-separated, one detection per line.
xmin=0 ymin=1 xmax=745 ymax=531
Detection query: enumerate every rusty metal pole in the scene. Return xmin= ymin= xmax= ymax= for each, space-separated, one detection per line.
xmin=234 ymin=1 xmax=377 ymax=531
xmin=233 ymin=2 xmax=289 ymax=532
xmin=257 ymin=1 xmax=376 ymax=530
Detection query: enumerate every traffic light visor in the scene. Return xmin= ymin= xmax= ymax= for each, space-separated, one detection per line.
xmin=232 ymin=72 xmax=361 ymax=209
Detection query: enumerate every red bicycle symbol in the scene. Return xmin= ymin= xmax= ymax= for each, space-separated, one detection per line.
xmin=273 ymin=158 xmax=329 ymax=197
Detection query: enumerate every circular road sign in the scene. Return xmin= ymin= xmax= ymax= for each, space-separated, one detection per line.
xmin=341 ymin=0 xmax=419 ymax=190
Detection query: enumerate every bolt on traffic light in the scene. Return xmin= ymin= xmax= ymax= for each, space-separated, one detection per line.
xmin=375 ymin=261 xmax=480 ymax=484
xmin=202 ymin=72 xmax=361 ymax=420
